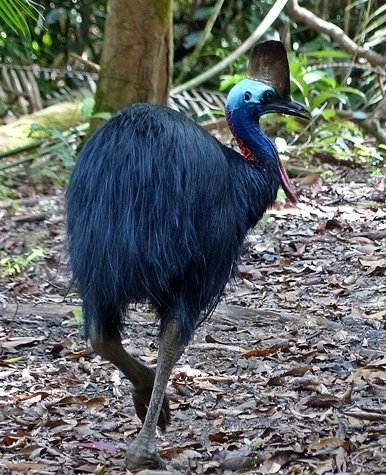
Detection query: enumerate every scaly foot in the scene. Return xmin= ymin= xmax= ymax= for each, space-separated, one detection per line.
xmin=125 ymin=437 xmax=165 ymax=470
xmin=132 ymin=386 xmax=170 ymax=431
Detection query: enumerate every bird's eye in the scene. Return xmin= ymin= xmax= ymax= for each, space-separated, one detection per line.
xmin=263 ymin=90 xmax=274 ymax=102
xmin=244 ymin=91 xmax=252 ymax=102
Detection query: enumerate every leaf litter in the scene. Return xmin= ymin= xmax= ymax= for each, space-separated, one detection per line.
xmin=0 ymin=165 xmax=386 ymax=474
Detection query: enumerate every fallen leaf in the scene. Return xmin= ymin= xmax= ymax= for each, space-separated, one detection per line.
xmin=359 ymin=258 xmax=386 ymax=267
xmin=4 ymin=462 xmax=49 ymax=472
xmin=243 ymin=344 xmax=289 ymax=359
xmin=308 ymin=437 xmax=352 ymax=452
xmin=0 ymin=336 xmax=45 ymax=349
xmin=260 ymin=450 xmax=300 ymax=474
xmin=77 ymin=440 xmax=117 ymax=453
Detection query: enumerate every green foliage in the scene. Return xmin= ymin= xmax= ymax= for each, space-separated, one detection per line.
xmin=79 ymin=97 xmax=111 ymax=121
xmin=259 ymin=212 xmax=273 ymax=231
xmin=174 ymin=1 xmax=277 ymax=87
xmin=0 ymin=126 xmax=77 ymax=196
xmin=0 ymin=97 xmax=112 ymax=200
xmin=67 ymin=308 xmax=84 ymax=325
xmin=24 ymin=124 xmax=78 ymax=185
xmin=311 ymin=119 xmax=363 ymax=157
xmin=0 ymin=0 xmax=42 ymax=38
xmin=289 ymin=50 xmax=367 ymax=119
xmin=219 ymin=72 xmax=246 ymax=91
xmin=0 ymin=247 xmax=46 ymax=277
xmin=287 ymin=49 xmax=386 ymax=166
xmin=0 ymin=0 xmax=106 ymax=65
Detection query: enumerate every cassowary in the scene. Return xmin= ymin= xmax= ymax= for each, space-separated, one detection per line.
xmin=66 ymin=40 xmax=310 ymax=468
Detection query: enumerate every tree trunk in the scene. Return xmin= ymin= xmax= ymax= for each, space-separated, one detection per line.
xmin=94 ymin=0 xmax=173 ymax=115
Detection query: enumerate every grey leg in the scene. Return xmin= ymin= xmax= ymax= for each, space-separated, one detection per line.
xmin=125 ymin=319 xmax=186 ymax=469
xmin=90 ymin=328 xmax=171 ymax=430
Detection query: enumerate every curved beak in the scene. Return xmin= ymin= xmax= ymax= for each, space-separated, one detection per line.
xmin=266 ymin=99 xmax=311 ymax=120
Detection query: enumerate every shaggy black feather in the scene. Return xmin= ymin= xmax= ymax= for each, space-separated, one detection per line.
xmin=66 ymin=104 xmax=280 ymax=344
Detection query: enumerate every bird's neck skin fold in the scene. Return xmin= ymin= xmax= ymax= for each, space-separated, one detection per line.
xmin=225 ymin=107 xmax=278 ymax=165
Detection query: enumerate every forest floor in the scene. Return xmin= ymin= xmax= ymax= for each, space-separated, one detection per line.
xmin=0 ymin=154 xmax=386 ymax=475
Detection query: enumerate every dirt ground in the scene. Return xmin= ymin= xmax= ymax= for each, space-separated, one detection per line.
xmin=1 ymin=161 xmax=386 ymax=474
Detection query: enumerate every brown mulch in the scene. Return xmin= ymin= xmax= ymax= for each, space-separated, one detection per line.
xmin=1 ymin=165 xmax=386 ymax=474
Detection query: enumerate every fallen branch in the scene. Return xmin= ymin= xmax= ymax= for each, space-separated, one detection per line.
xmin=13 ymin=213 xmax=49 ymax=223
xmin=0 ymin=140 xmax=43 ymax=160
xmin=0 ymin=156 xmax=34 ymax=171
xmin=190 ymin=342 xmax=245 ymax=352
xmin=287 ymin=0 xmax=386 ymax=67
xmin=0 ymin=123 xmax=88 ymax=172
xmin=69 ymin=52 xmax=100 ymax=71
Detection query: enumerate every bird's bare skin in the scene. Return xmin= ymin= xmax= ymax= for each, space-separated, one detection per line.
xmin=125 ymin=319 xmax=186 ymax=469
xmin=89 ymin=319 xmax=185 ymax=468
xmin=89 ymin=328 xmax=171 ymax=432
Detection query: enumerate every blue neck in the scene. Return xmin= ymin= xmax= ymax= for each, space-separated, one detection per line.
xmin=226 ymin=107 xmax=279 ymax=164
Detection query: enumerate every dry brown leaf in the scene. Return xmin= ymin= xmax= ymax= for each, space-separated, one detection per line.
xmin=74 ymin=464 xmax=105 ymax=473
xmin=335 ymin=446 xmax=348 ymax=472
xmin=77 ymin=440 xmax=117 ymax=453
xmin=301 ymin=394 xmax=342 ymax=408
xmin=83 ymin=397 xmax=106 ymax=412
xmin=66 ymin=347 xmax=94 ymax=360
xmin=360 ymin=257 xmax=386 ymax=267
xmin=316 ymin=218 xmax=346 ymax=233
xmin=210 ymin=430 xmax=244 ymax=443
xmin=342 ymin=409 xmax=386 ymax=421
xmin=0 ymin=336 xmax=45 ymax=349
xmin=260 ymin=450 xmax=299 ymax=474
xmin=4 ymin=462 xmax=49 ymax=472
xmin=243 ymin=344 xmax=289 ymax=359
xmin=53 ymin=395 xmax=88 ymax=406
xmin=12 ymin=390 xmax=50 ymax=403
xmin=192 ymin=379 xmax=224 ymax=392
xmin=308 ymin=437 xmax=352 ymax=452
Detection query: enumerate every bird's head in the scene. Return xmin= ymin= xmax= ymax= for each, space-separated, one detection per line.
xmin=226 ymin=79 xmax=310 ymax=121
xmin=225 ymin=40 xmax=310 ymax=203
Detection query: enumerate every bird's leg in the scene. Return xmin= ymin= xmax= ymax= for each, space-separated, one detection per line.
xmin=90 ymin=328 xmax=170 ymax=430
xmin=125 ymin=319 xmax=186 ymax=469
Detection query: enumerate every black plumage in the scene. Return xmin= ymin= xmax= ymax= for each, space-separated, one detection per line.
xmin=66 ymin=103 xmax=279 ymax=345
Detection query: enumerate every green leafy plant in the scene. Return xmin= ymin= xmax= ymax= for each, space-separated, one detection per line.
xmin=219 ymin=72 xmax=246 ymax=92
xmin=25 ymin=124 xmax=79 ymax=185
xmin=0 ymin=97 xmax=112 ymax=199
xmin=79 ymin=97 xmax=112 ymax=121
xmin=289 ymin=50 xmax=367 ymax=121
xmin=1 ymin=247 xmax=46 ymax=277
xmin=288 ymin=49 xmax=386 ymax=166
xmin=66 ymin=308 xmax=84 ymax=326
xmin=0 ymin=0 xmax=41 ymax=38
